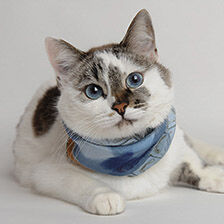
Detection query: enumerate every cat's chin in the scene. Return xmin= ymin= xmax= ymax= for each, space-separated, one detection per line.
xmin=94 ymin=118 xmax=149 ymax=139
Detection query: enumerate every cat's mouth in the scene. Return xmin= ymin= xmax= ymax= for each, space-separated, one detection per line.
xmin=116 ymin=118 xmax=137 ymax=128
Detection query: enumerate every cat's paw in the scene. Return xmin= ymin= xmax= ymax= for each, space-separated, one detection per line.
xmin=205 ymin=151 xmax=224 ymax=166
xmin=199 ymin=166 xmax=224 ymax=193
xmin=86 ymin=191 xmax=125 ymax=215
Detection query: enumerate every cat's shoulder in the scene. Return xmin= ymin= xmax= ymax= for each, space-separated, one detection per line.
xmin=31 ymin=80 xmax=60 ymax=136
xmin=16 ymin=80 xmax=60 ymax=135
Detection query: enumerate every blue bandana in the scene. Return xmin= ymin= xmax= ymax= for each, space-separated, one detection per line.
xmin=65 ymin=108 xmax=176 ymax=177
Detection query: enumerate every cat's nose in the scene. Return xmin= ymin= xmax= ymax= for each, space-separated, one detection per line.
xmin=112 ymin=102 xmax=129 ymax=116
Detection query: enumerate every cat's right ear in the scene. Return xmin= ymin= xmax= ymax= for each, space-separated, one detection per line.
xmin=45 ymin=37 xmax=85 ymax=85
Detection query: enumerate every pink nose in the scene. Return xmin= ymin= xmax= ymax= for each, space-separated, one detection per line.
xmin=112 ymin=102 xmax=128 ymax=115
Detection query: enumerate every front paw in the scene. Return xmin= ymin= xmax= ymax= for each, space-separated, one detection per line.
xmin=86 ymin=191 xmax=126 ymax=215
xmin=206 ymin=151 xmax=224 ymax=166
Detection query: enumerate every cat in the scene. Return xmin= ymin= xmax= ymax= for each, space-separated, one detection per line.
xmin=13 ymin=9 xmax=224 ymax=215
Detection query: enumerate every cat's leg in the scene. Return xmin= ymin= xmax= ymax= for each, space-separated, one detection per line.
xmin=29 ymin=159 xmax=125 ymax=215
xmin=184 ymin=134 xmax=224 ymax=166
xmin=171 ymin=144 xmax=224 ymax=193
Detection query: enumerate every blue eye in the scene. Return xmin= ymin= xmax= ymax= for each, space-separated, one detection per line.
xmin=85 ymin=84 xmax=103 ymax=100
xmin=126 ymin=72 xmax=143 ymax=88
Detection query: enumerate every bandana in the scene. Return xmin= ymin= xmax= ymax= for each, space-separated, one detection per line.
xmin=65 ymin=108 xmax=176 ymax=177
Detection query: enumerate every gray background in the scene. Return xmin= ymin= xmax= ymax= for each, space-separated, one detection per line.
xmin=0 ymin=0 xmax=224 ymax=223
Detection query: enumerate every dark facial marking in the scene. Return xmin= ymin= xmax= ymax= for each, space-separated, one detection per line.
xmin=115 ymin=89 xmax=132 ymax=105
xmin=129 ymin=87 xmax=150 ymax=108
xmin=91 ymin=62 xmax=99 ymax=81
xmin=178 ymin=162 xmax=200 ymax=187
xmin=71 ymin=56 xmax=107 ymax=94
xmin=133 ymin=95 xmax=148 ymax=109
xmin=32 ymin=86 xmax=60 ymax=136
xmin=97 ymin=62 xmax=103 ymax=71
xmin=134 ymin=86 xmax=150 ymax=97
xmin=111 ymin=46 xmax=121 ymax=59
xmin=108 ymin=64 xmax=123 ymax=93
xmin=133 ymin=104 xmax=145 ymax=109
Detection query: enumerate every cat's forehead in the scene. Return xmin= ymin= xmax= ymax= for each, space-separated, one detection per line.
xmin=95 ymin=51 xmax=142 ymax=74
xmin=94 ymin=51 xmax=150 ymax=74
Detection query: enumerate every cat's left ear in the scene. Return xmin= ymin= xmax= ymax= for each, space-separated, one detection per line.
xmin=45 ymin=37 xmax=85 ymax=85
xmin=120 ymin=9 xmax=158 ymax=61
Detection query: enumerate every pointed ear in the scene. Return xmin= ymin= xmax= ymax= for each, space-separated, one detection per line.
xmin=45 ymin=37 xmax=85 ymax=80
xmin=120 ymin=9 xmax=158 ymax=61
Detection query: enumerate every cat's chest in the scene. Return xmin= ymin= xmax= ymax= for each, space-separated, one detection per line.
xmin=83 ymin=138 xmax=181 ymax=200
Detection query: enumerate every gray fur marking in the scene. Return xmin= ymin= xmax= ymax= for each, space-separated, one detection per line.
xmin=178 ymin=162 xmax=200 ymax=187
xmin=108 ymin=64 xmax=123 ymax=92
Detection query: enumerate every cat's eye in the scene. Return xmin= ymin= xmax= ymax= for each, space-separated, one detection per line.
xmin=85 ymin=84 xmax=103 ymax=100
xmin=126 ymin=72 xmax=143 ymax=89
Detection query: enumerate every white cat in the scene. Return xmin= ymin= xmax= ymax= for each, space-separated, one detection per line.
xmin=13 ymin=9 xmax=224 ymax=215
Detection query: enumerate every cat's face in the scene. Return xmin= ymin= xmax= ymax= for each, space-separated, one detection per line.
xmin=45 ymin=9 xmax=173 ymax=139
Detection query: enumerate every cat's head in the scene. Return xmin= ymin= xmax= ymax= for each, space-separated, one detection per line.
xmin=45 ymin=9 xmax=173 ymax=139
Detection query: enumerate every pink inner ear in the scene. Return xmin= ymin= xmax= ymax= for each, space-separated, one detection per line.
xmin=45 ymin=37 xmax=61 ymax=75
xmin=148 ymin=48 xmax=158 ymax=62
xmin=134 ymin=38 xmax=158 ymax=61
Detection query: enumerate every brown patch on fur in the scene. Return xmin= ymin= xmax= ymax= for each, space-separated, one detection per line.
xmin=178 ymin=162 xmax=200 ymax=187
xmin=66 ymin=137 xmax=93 ymax=172
xmin=32 ymin=86 xmax=60 ymax=136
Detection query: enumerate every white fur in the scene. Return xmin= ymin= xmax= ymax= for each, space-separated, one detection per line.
xmin=13 ymin=51 xmax=224 ymax=216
